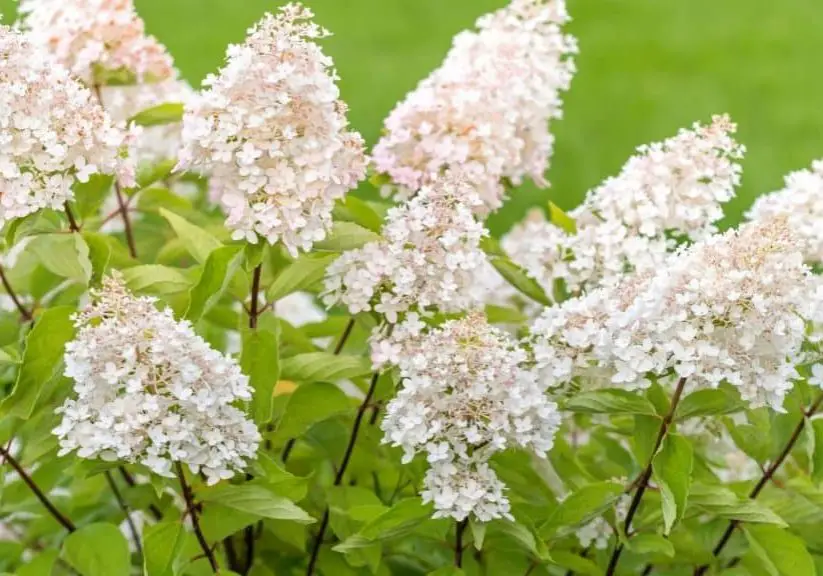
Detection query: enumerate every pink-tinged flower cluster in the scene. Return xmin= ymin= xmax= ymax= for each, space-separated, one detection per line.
xmin=0 ymin=26 xmax=136 ymax=228
xmin=504 ymin=115 xmax=744 ymax=294
xmin=178 ymin=3 xmax=367 ymax=255
xmin=375 ymin=313 xmax=561 ymax=521
xmin=18 ymin=0 xmax=175 ymax=84
xmin=747 ymin=159 xmax=823 ymax=264
xmin=373 ymin=0 xmax=576 ymax=213
xmin=323 ymin=173 xmax=488 ymax=322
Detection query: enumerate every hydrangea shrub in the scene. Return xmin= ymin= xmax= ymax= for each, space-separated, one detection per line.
xmin=0 ymin=1 xmax=822 ymax=575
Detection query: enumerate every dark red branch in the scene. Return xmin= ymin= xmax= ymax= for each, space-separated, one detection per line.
xmin=0 ymin=265 xmax=32 ymax=321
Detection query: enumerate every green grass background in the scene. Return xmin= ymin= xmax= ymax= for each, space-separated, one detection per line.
xmin=3 ymin=0 xmax=822 ymax=235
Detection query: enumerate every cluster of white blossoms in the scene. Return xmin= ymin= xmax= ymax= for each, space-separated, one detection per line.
xmin=18 ymin=0 xmax=175 ymax=85
xmin=531 ymin=218 xmax=817 ymax=409
xmin=0 ymin=25 xmax=136 ymax=228
xmin=504 ymin=116 xmax=744 ymax=293
xmin=178 ymin=3 xmax=367 ymax=255
xmin=54 ymin=274 xmax=261 ymax=485
xmin=746 ymin=160 xmax=823 ymax=264
xmin=372 ymin=0 xmax=576 ymax=212
xmin=323 ymin=174 xmax=488 ymax=322
xmin=376 ymin=313 xmax=561 ymax=520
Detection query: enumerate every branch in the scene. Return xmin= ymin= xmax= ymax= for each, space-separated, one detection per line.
xmin=64 ymin=202 xmax=81 ymax=233
xmin=174 ymin=462 xmax=218 ymax=573
xmin=105 ymin=471 xmax=142 ymax=559
xmin=605 ymin=377 xmax=687 ymax=576
xmin=693 ymin=390 xmax=823 ymax=576
xmin=0 ymin=443 xmax=75 ymax=532
xmin=455 ymin=519 xmax=468 ymax=568
xmin=0 ymin=264 xmax=32 ymax=321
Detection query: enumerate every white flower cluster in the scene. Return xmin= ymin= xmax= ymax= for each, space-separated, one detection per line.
xmin=376 ymin=313 xmax=561 ymax=521
xmin=0 ymin=26 xmax=136 ymax=228
xmin=323 ymin=174 xmax=488 ymax=322
xmin=746 ymin=160 xmax=823 ymax=264
xmin=101 ymin=79 xmax=194 ymax=164
xmin=19 ymin=0 xmax=175 ymax=84
xmin=531 ymin=218 xmax=817 ymax=409
xmin=54 ymin=273 xmax=261 ymax=484
xmin=504 ymin=116 xmax=744 ymax=293
xmin=178 ymin=3 xmax=367 ymax=255
xmin=372 ymin=0 xmax=576 ymax=212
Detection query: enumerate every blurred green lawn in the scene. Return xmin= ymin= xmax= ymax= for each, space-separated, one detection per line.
xmin=3 ymin=0 xmax=822 ymax=235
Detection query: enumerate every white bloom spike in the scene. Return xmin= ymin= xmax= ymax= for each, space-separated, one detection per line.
xmin=54 ymin=273 xmax=261 ymax=484
xmin=178 ymin=3 xmax=367 ymax=255
xmin=373 ymin=0 xmax=576 ymax=212
xmin=18 ymin=0 xmax=175 ymax=84
xmin=0 ymin=26 xmax=136 ymax=228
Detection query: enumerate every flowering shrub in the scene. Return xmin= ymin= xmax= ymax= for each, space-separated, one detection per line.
xmin=1 ymin=1 xmax=822 ymax=575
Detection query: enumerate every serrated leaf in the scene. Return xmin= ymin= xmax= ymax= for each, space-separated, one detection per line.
xmin=744 ymin=525 xmax=815 ymax=576
xmin=62 ymin=523 xmax=130 ymax=576
xmin=489 ymin=255 xmax=552 ymax=306
xmin=121 ymin=265 xmax=192 ymax=294
xmin=1 ymin=306 xmax=74 ymax=419
xmin=267 ymin=253 xmax=338 ymax=302
xmin=541 ymin=481 xmax=624 ymax=537
xmin=129 ymin=102 xmax=185 ymax=127
xmin=652 ymin=434 xmax=693 ymax=534
xmin=280 ymin=352 xmax=371 ymax=382
xmin=159 ymin=208 xmax=222 ymax=263
xmin=29 ymin=233 xmax=92 ymax=283
xmin=199 ymin=484 xmax=314 ymax=524
xmin=676 ymin=388 xmax=745 ymax=420
xmin=272 ymin=382 xmax=351 ymax=441
xmin=313 ymin=221 xmax=381 ymax=252
xmin=564 ymin=389 xmax=658 ymax=416
xmin=186 ymin=245 xmax=244 ymax=321
xmin=548 ymin=201 xmax=576 ymax=234
xmin=242 ymin=327 xmax=280 ymax=425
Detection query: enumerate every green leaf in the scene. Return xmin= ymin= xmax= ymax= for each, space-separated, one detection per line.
xmin=62 ymin=523 xmax=131 ymax=576
xmin=334 ymin=196 xmax=384 ymax=233
xmin=548 ymin=550 xmax=600 ymax=575
xmin=253 ymin=452 xmax=308 ymax=501
xmin=242 ymin=327 xmax=280 ymax=425
xmin=726 ymin=419 xmax=772 ymax=464
xmin=744 ymin=525 xmax=816 ymax=576
xmin=129 ymin=102 xmax=185 ymax=127
xmin=489 ymin=520 xmax=550 ymax=561
xmin=811 ymin=419 xmax=823 ymax=483
xmin=136 ymin=188 xmax=192 ymax=214
xmin=628 ymin=533 xmax=675 ymax=557
xmin=335 ymin=499 xmax=431 ymax=552
xmin=689 ymin=484 xmax=786 ymax=526
xmin=122 ymin=264 xmax=193 ymax=294
xmin=143 ymin=522 xmax=188 ymax=576
xmin=428 ymin=568 xmax=464 ymax=576
xmin=73 ymin=174 xmax=113 ymax=219
xmin=652 ymin=434 xmax=693 ymax=534
xmin=548 ymin=201 xmax=576 ymax=234
xmin=564 ymin=389 xmax=658 ymax=416
xmin=489 ymin=255 xmax=552 ymax=306
xmin=16 ymin=550 xmax=59 ymax=576
xmin=313 ymin=221 xmax=381 ymax=252
xmin=1 ymin=306 xmax=74 ymax=419
xmin=136 ymin=159 xmax=177 ymax=190
xmin=82 ymin=231 xmax=114 ymax=285
xmin=29 ymin=233 xmax=92 ymax=283
xmin=676 ymin=388 xmax=745 ymax=420
xmin=266 ymin=253 xmax=338 ymax=302
xmin=199 ymin=484 xmax=314 ymax=524
xmin=273 ymin=382 xmax=351 ymax=441
xmin=280 ymin=352 xmax=371 ymax=382
xmin=484 ymin=304 xmax=528 ymax=325
xmin=541 ymin=481 xmax=624 ymax=537
xmin=159 ymin=208 xmax=222 ymax=263
xmin=186 ymin=245 xmax=244 ymax=321
xmin=471 ymin=519 xmax=486 ymax=550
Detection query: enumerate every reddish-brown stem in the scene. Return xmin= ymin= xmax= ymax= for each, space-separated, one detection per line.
xmin=0 ymin=443 xmax=75 ymax=532
xmin=692 ymin=391 xmax=823 ymax=576
xmin=0 ymin=264 xmax=32 ymax=321
xmin=175 ymin=462 xmax=218 ymax=573
xmin=605 ymin=377 xmax=687 ymax=576
xmin=64 ymin=202 xmax=81 ymax=233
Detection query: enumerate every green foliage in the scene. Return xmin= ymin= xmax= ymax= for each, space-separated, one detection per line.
xmin=62 ymin=523 xmax=131 ymax=576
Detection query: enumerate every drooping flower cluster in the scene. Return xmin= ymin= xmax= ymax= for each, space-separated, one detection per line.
xmin=376 ymin=313 xmax=561 ymax=521
xmin=18 ymin=0 xmax=175 ymax=85
xmin=372 ymin=0 xmax=577 ymax=212
xmin=746 ymin=160 xmax=823 ymax=264
xmin=504 ymin=116 xmax=744 ymax=293
xmin=54 ymin=273 xmax=261 ymax=484
xmin=531 ymin=218 xmax=817 ymax=409
xmin=0 ymin=26 xmax=136 ymax=228
xmin=323 ymin=173 xmax=488 ymax=321
xmin=178 ymin=3 xmax=367 ymax=254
